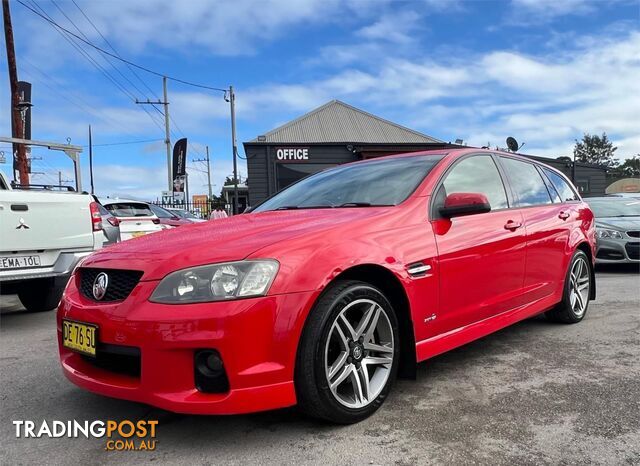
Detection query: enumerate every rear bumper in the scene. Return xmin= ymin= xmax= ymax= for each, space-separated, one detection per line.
xmin=57 ymin=277 xmax=317 ymax=414
xmin=0 ymin=250 xmax=94 ymax=283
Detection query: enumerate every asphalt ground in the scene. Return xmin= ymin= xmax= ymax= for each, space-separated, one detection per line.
xmin=1 ymin=264 xmax=639 ymax=465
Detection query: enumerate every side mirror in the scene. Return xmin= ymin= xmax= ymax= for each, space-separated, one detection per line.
xmin=439 ymin=193 xmax=491 ymax=218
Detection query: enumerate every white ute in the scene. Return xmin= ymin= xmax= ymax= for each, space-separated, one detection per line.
xmin=0 ymin=172 xmax=104 ymax=311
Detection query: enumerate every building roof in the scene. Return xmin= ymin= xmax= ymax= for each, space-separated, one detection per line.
xmin=249 ymin=100 xmax=442 ymax=144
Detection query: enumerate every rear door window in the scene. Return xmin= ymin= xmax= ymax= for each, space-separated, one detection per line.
xmin=500 ymin=157 xmax=552 ymax=207
xmin=543 ymin=168 xmax=580 ymax=202
xmin=435 ymin=155 xmax=509 ymax=212
xmin=537 ymin=167 xmax=561 ymax=203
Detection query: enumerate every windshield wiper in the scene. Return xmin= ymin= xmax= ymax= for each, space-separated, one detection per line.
xmin=273 ymin=205 xmax=334 ymax=211
xmin=338 ymin=202 xmax=393 ymax=208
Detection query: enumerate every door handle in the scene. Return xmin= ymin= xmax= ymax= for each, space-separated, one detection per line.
xmin=504 ymin=220 xmax=522 ymax=231
xmin=558 ymin=211 xmax=570 ymax=220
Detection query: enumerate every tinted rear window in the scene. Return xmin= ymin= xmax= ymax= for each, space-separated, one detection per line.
xmin=104 ymin=203 xmax=153 ymax=217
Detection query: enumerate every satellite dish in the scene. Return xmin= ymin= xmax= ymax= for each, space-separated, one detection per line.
xmin=506 ymin=137 xmax=519 ymax=152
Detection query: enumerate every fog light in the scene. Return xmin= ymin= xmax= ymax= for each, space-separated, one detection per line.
xmin=194 ymin=349 xmax=229 ymax=393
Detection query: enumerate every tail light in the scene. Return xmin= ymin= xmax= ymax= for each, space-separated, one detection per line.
xmin=89 ymin=202 xmax=102 ymax=231
xmin=107 ymin=216 xmax=120 ymax=227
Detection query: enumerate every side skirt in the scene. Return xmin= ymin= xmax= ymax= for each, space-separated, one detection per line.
xmin=415 ymin=294 xmax=559 ymax=362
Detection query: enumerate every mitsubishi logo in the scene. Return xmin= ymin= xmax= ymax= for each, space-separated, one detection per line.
xmin=15 ymin=218 xmax=29 ymax=229
xmin=92 ymin=272 xmax=109 ymax=300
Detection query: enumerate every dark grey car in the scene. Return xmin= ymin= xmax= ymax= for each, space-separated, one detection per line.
xmin=584 ymin=197 xmax=640 ymax=263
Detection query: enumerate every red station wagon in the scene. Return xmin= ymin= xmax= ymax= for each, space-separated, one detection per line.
xmin=57 ymin=149 xmax=596 ymax=423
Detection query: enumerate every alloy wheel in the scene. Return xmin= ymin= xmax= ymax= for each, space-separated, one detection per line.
xmin=569 ymin=257 xmax=590 ymax=318
xmin=324 ymin=299 xmax=394 ymax=409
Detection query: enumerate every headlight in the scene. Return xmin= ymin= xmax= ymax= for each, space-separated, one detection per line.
xmin=596 ymin=228 xmax=623 ymax=239
xmin=150 ymin=260 xmax=279 ymax=304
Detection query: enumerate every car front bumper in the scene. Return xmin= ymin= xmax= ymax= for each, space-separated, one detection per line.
xmin=57 ymin=275 xmax=317 ymax=414
xmin=595 ymin=237 xmax=640 ymax=263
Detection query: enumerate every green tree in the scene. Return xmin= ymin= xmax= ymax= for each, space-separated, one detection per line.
xmin=612 ymin=156 xmax=640 ymax=178
xmin=573 ymin=132 xmax=618 ymax=168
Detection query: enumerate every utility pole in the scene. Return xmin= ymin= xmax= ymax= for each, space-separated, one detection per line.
xmin=228 ymin=86 xmax=239 ymax=215
xmin=135 ymin=76 xmax=171 ymax=191
xmin=162 ymin=76 xmax=171 ymax=191
xmin=2 ymin=0 xmax=28 ymax=185
xmin=88 ymin=124 xmax=94 ymax=194
xmin=193 ymin=145 xmax=213 ymax=200
xmin=58 ymin=171 xmax=72 ymax=187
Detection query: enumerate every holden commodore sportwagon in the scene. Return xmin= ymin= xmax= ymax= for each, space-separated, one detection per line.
xmin=57 ymin=149 xmax=596 ymax=424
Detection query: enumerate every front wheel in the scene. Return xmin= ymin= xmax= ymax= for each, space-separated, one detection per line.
xmin=295 ymin=280 xmax=399 ymax=424
xmin=546 ymin=250 xmax=592 ymax=323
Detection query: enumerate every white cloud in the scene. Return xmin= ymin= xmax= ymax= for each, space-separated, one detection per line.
xmin=19 ymin=0 xmax=346 ymax=60
xmin=508 ymin=0 xmax=596 ymax=23
xmin=355 ymin=10 xmax=423 ymax=44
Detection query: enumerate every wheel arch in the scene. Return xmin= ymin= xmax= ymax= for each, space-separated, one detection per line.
xmin=330 ymin=264 xmax=417 ymax=379
xmin=576 ymin=242 xmax=596 ymax=300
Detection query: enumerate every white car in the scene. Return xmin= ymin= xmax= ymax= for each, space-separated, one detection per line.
xmin=100 ymin=199 xmax=165 ymax=241
xmin=0 ymin=171 xmax=104 ymax=311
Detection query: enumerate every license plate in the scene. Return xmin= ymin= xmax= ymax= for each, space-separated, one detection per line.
xmin=0 ymin=255 xmax=41 ymax=269
xmin=62 ymin=320 xmax=97 ymax=357
xmin=131 ymin=231 xmax=146 ymax=238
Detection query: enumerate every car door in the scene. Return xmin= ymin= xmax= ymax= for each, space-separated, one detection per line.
xmin=497 ymin=157 xmax=565 ymax=303
xmin=430 ymin=154 xmax=526 ymax=336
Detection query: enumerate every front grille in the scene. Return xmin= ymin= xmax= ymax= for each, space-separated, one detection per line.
xmin=79 ymin=268 xmax=143 ymax=302
xmin=625 ymin=243 xmax=640 ymax=260
xmin=627 ymin=231 xmax=640 ymax=238
xmin=82 ymin=343 xmax=141 ymax=377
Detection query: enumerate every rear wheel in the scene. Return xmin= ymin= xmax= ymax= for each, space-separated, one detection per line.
xmin=18 ymin=278 xmax=65 ymax=312
xmin=295 ymin=280 xmax=399 ymax=424
xmin=546 ymin=250 xmax=592 ymax=323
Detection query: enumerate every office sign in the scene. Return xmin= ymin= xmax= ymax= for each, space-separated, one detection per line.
xmin=275 ymin=147 xmax=310 ymax=162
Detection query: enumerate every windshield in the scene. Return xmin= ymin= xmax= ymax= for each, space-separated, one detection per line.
xmin=253 ymin=155 xmax=445 ymax=212
xmin=586 ymin=199 xmax=640 ymax=218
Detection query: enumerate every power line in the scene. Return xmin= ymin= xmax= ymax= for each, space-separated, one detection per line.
xmin=17 ymin=0 xmax=228 ymax=93
xmin=83 ymin=138 xmax=164 ymax=148
xmin=33 ymin=1 xmax=166 ymax=135
xmin=50 ymin=0 xmax=148 ymax=99
xmin=20 ymin=59 xmax=154 ymax=140
xmin=26 ymin=0 xmax=137 ymax=102
xmin=69 ymin=0 xmax=161 ymax=101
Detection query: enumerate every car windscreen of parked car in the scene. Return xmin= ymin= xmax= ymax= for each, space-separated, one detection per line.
xmin=585 ymin=199 xmax=640 ymax=218
xmin=104 ymin=202 xmax=154 ymax=217
xmin=253 ymin=154 xmax=445 ymax=212
xmin=149 ymin=204 xmax=175 ymax=218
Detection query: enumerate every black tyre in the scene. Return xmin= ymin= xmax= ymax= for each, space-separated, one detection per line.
xmin=295 ymin=280 xmax=400 ymax=424
xmin=18 ymin=278 xmax=65 ymax=312
xmin=545 ymin=250 xmax=592 ymax=324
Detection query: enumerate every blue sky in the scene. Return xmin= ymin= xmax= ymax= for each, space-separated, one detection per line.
xmin=1 ymin=0 xmax=639 ymax=199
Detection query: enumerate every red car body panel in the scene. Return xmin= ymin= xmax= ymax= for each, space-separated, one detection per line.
xmin=57 ymin=148 xmax=596 ymax=414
